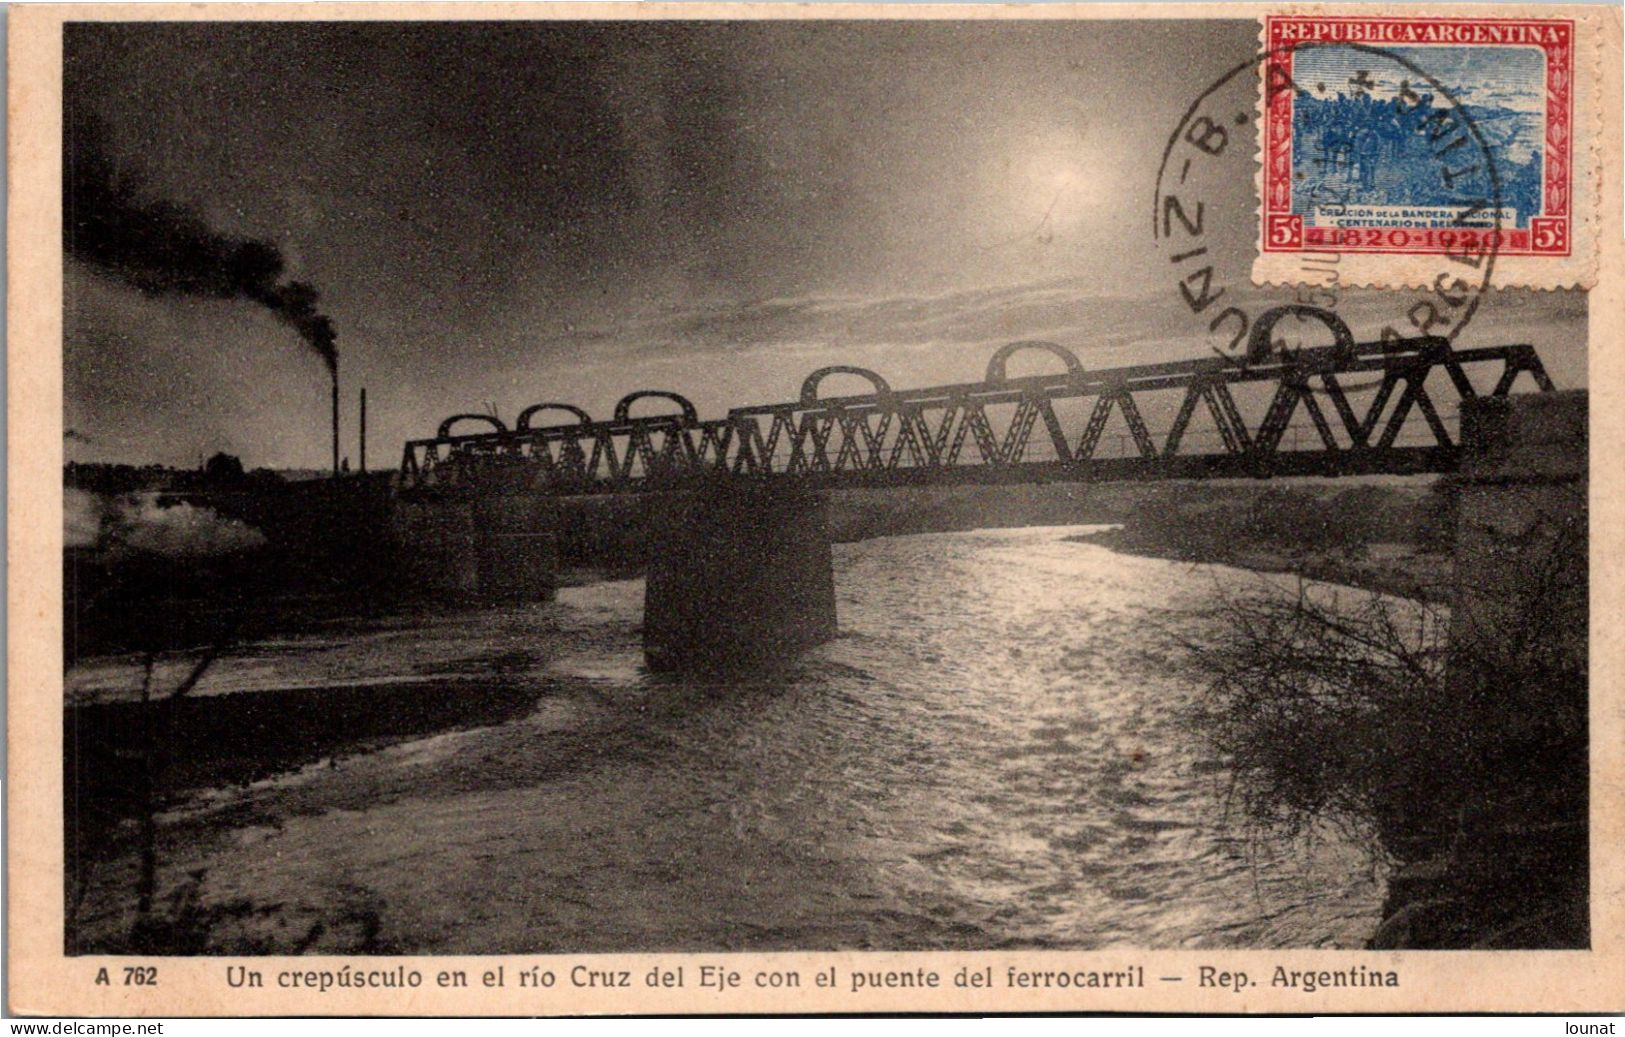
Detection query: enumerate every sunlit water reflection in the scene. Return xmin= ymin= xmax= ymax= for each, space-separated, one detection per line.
xmin=531 ymin=526 xmax=1384 ymax=949
xmin=83 ymin=525 xmax=1384 ymax=952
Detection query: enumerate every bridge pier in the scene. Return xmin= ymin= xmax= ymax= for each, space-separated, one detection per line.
xmin=392 ymin=492 xmax=558 ymax=602
xmin=1375 ymin=389 xmax=1588 ymax=948
xmin=1450 ymin=389 xmax=1587 ymax=661
xmin=643 ymin=486 xmax=838 ymax=672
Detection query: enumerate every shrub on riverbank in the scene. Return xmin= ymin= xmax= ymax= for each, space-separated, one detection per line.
xmin=1193 ymin=542 xmax=1587 ymax=948
xmin=1194 ymin=586 xmax=1451 ymax=846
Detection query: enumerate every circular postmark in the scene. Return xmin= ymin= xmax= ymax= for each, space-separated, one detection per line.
xmin=1153 ymin=39 xmax=1505 ymax=373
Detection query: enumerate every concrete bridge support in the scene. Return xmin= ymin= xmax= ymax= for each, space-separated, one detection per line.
xmin=1376 ymin=389 xmax=1588 ymax=948
xmin=1451 ymin=389 xmax=1587 ymax=662
xmin=643 ymin=486 xmax=838 ymax=672
xmin=392 ymin=493 xmax=558 ymax=602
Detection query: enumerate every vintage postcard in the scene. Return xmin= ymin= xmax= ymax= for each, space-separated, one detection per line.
xmin=7 ymin=1 xmax=1623 ymax=1018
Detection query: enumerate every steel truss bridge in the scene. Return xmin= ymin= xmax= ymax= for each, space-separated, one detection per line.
xmin=399 ymin=307 xmax=1554 ymax=495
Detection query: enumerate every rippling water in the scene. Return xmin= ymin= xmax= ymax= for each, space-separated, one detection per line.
xmin=527 ymin=526 xmax=1384 ymax=950
xmin=82 ymin=525 xmax=1385 ymax=952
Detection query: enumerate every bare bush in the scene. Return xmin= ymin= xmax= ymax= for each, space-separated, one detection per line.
xmin=1192 ymin=584 xmax=1453 ymax=852
xmin=1191 ymin=517 xmax=1587 ymax=947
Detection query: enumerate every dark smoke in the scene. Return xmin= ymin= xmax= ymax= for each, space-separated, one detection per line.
xmin=64 ymin=118 xmax=337 ymax=374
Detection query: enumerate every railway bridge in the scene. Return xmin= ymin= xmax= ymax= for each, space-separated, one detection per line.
xmin=392 ymin=306 xmax=1569 ymax=670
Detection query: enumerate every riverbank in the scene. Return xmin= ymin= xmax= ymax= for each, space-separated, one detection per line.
xmin=1064 ymin=527 xmax=1453 ymax=604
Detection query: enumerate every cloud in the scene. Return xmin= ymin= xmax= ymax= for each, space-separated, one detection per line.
xmin=547 ymin=276 xmax=1171 ymax=365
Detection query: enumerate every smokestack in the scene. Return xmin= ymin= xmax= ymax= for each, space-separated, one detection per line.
xmin=331 ymin=367 xmax=340 ymax=478
xmin=359 ymin=387 xmax=368 ymax=474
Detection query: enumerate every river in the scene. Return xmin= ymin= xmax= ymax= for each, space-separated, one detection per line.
xmin=71 ymin=525 xmax=1384 ymax=953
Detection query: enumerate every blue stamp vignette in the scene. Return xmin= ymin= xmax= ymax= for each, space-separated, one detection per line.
xmin=1290 ymin=45 xmax=1546 ymax=230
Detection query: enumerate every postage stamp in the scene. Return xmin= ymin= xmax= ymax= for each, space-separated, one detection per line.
xmin=1254 ymin=11 xmax=1601 ymax=289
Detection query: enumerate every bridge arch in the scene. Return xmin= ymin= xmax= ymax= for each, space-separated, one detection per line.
xmin=437 ymin=414 xmax=508 ymax=439
xmin=799 ymin=366 xmax=893 ymax=406
xmin=614 ymin=390 xmax=699 ymax=426
xmin=516 ymin=403 xmax=594 ymax=430
xmin=984 ymin=341 xmax=1085 ymax=384
xmin=1246 ymin=305 xmax=1356 ymax=363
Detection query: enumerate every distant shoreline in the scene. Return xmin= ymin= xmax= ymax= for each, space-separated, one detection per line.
xmin=1065 ymin=527 xmax=1453 ymax=604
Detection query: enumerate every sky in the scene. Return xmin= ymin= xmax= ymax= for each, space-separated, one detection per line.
xmin=1291 ymin=44 xmax=1546 ymax=110
xmin=63 ymin=19 xmax=1586 ymax=469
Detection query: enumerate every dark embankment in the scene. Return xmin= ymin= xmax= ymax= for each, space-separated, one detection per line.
xmin=1065 ymin=479 xmax=1456 ymax=602
xmin=67 ymin=677 xmax=549 ymax=857
xmin=67 ymin=464 xmax=1153 ymax=658
xmin=64 ymin=668 xmax=565 ymax=955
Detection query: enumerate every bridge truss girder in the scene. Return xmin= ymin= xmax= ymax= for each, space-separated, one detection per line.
xmin=399 ymin=315 xmax=1555 ymax=496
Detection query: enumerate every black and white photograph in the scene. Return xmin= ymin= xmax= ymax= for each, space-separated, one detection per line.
xmin=40 ymin=8 xmax=1601 ymax=1000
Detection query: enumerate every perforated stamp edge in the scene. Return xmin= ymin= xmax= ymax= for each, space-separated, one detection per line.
xmin=1251 ymin=5 xmax=1603 ymax=291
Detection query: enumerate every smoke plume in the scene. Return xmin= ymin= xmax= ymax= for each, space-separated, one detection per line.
xmin=64 ymin=118 xmax=338 ymax=374
xmin=66 ymin=487 xmax=268 ymax=558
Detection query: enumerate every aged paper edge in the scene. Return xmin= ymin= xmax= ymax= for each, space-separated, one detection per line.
xmin=1249 ymin=4 xmax=1606 ymax=291
xmin=8 ymin=1 xmax=1624 ymax=1018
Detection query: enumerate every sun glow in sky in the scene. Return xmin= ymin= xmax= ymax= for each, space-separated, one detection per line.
xmin=1004 ymin=133 xmax=1116 ymax=240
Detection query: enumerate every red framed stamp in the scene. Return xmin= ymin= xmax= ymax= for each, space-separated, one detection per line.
xmin=1256 ymin=13 xmax=1594 ymax=283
